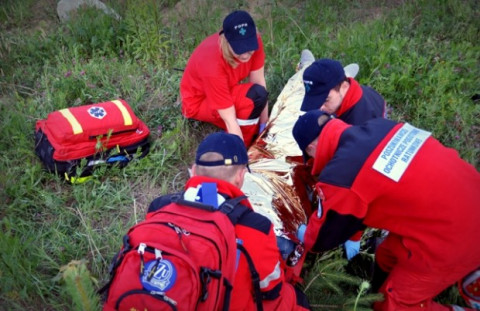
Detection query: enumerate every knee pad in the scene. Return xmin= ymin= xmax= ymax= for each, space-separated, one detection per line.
xmin=246 ymin=84 xmax=268 ymax=119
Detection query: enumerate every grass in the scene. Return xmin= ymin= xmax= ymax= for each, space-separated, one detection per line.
xmin=0 ymin=0 xmax=479 ymax=309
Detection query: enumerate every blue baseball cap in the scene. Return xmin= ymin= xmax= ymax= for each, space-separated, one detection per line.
xmin=301 ymin=59 xmax=346 ymax=111
xmin=292 ymin=110 xmax=332 ymax=161
xmin=222 ymin=10 xmax=258 ymax=55
xmin=196 ymin=132 xmax=249 ymax=167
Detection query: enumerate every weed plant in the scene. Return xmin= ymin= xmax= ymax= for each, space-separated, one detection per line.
xmin=0 ymin=0 xmax=478 ymax=309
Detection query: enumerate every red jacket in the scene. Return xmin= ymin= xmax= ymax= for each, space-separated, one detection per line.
xmin=335 ymin=78 xmax=386 ymax=125
xmin=305 ymin=118 xmax=480 ymax=270
xmin=180 ymin=33 xmax=265 ymax=118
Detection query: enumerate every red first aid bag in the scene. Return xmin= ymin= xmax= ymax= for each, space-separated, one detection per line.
xmin=34 ymin=99 xmax=150 ymax=180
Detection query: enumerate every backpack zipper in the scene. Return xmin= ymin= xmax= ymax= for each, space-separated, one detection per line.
xmin=168 ymin=222 xmax=190 ymax=252
xmin=88 ymin=128 xmax=137 ymax=140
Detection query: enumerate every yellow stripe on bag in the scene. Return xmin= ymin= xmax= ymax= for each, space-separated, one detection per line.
xmin=112 ymin=100 xmax=133 ymax=126
xmin=59 ymin=109 xmax=83 ymax=134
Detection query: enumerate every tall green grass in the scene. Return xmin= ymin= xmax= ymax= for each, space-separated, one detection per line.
xmin=0 ymin=0 xmax=478 ymax=309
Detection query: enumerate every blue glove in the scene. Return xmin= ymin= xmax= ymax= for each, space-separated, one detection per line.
xmin=297 ymin=224 xmax=307 ymax=243
xmin=259 ymin=123 xmax=266 ymax=134
xmin=344 ymin=240 xmax=360 ymax=260
xmin=276 ymin=236 xmax=295 ymax=261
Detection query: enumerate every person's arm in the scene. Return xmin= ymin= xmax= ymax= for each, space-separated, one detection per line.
xmin=259 ymin=102 xmax=269 ymax=126
xmin=248 ymin=66 xmax=269 ymax=125
xmin=217 ymin=106 xmax=243 ymax=141
xmin=304 ymin=183 xmax=367 ymax=253
xmin=203 ymin=74 xmax=243 ymax=141
xmin=244 ymin=224 xmax=284 ymax=299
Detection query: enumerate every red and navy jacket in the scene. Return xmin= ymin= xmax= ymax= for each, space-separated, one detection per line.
xmin=335 ymin=78 xmax=386 ymax=125
xmin=304 ymin=118 xmax=480 ymax=269
xmin=148 ymin=176 xmax=296 ymax=310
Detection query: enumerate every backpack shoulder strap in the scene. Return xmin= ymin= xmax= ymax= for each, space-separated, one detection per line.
xmin=237 ymin=242 xmax=263 ymax=311
xmin=220 ymin=196 xmax=263 ymax=310
xmin=218 ymin=195 xmax=250 ymax=225
xmin=98 ymin=235 xmax=132 ymax=296
xmin=168 ymin=191 xmax=251 ymax=226
xmin=169 ymin=191 xmax=216 ymax=212
xmin=148 ymin=193 xmax=181 ymax=213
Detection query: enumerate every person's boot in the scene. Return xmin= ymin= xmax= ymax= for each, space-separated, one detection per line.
xmin=297 ymin=49 xmax=315 ymax=71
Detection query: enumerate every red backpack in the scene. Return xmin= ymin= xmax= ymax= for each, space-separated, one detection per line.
xmin=100 ymin=193 xmax=263 ymax=311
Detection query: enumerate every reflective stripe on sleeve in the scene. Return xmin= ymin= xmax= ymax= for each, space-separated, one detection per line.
xmin=259 ymin=261 xmax=282 ymax=289
xmin=237 ymin=117 xmax=259 ymax=126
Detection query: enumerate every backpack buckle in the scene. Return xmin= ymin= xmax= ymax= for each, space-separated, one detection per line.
xmin=220 ymin=202 xmax=235 ymax=214
xmin=200 ymin=267 xmax=222 ymax=301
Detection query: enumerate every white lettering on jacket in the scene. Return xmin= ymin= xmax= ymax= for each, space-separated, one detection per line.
xmin=373 ymin=123 xmax=430 ymax=182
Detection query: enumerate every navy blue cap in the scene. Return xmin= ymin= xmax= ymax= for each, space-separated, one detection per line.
xmin=196 ymin=132 xmax=248 ymax=167
xmin=222 ymin=10 xmax=258 ymax=55
xmin=301 ymin=59 xmax=346 ymax=111
xmin=292 ymin=110 xmax=332 ymax=161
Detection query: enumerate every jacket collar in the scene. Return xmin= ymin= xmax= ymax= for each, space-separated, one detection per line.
xmin=311 ymin=119 xmax=351 ymax=175
xmin=336 ymin=78 xmax=363 ymax=117
xmin=185 ymin=175 xmax=252 ymax=208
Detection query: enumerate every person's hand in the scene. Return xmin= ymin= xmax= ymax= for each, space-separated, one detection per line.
xmin=344 ymin=240 xmax=360 ymax=260
xmin=276 ymin=236 xmax=295 ymax=261
xmin=296 ymin=224 xmax=307 ymax=243
xmin=259 ymin=123 xmax=266 ymax=134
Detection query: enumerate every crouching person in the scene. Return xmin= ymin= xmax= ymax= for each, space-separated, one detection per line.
xmin=292 ymin=110 xmax=480 ymax=311
xmin=180 ymin=10 xmax=269 ymax=147
xmin=148 ymin=132 xmax=310 ymax=310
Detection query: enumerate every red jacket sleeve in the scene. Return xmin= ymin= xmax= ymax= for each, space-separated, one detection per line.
xmin=250 ymin=34 xmax=265 ymax=71
xmin=304 ymin=183 xmax=367 ymax=253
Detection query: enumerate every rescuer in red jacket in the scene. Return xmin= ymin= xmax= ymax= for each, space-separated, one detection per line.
xmin=148 ymin=132 xmax=310 ymax=310
xmin=292 ymin=110 xmax=480 ymax=311
xmin=180 ymin=10 xmax=269 ymax=147
xmin=299 ymin=57 xmax=388 ymax=261
xmin=301 ymin=58 xmax=386 ymax=125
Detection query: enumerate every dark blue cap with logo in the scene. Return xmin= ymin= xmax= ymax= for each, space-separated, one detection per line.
xmin=301 ymin=59 xmax=346 ymax=111
xmin=292 ymin=110 xmax=332 ymax=161
xmin=222 ymin=10 xmax=258 ymax=55
xmin=196 ymin=132 xmax=249 ymax=167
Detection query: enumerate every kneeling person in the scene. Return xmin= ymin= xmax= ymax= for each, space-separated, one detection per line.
xmin=149 ymin=132 xmax=310 ymax=311
xmin=292 ymin=110 xmax=480 ymax=311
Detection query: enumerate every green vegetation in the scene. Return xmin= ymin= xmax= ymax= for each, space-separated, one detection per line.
xmin=1 ymin=0 xmax=478 ymax=309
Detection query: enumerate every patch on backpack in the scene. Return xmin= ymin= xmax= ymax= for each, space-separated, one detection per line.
xmin=141 ymin=259 xmax=177 ymax=292
xmin=88 ymin=106 xmax=107 ymax=119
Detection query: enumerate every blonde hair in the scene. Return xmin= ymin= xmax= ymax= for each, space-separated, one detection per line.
xmin=219 ymin=34 xmax=238 ymax=68
xmin=195 ymin=152 xmax=245 ymax=183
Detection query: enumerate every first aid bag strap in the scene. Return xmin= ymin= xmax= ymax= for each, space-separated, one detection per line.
xmin=112 ymin=100 xmax=133 ymax=126
xmin=59 ymin=108 xmax=83 ymax=134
